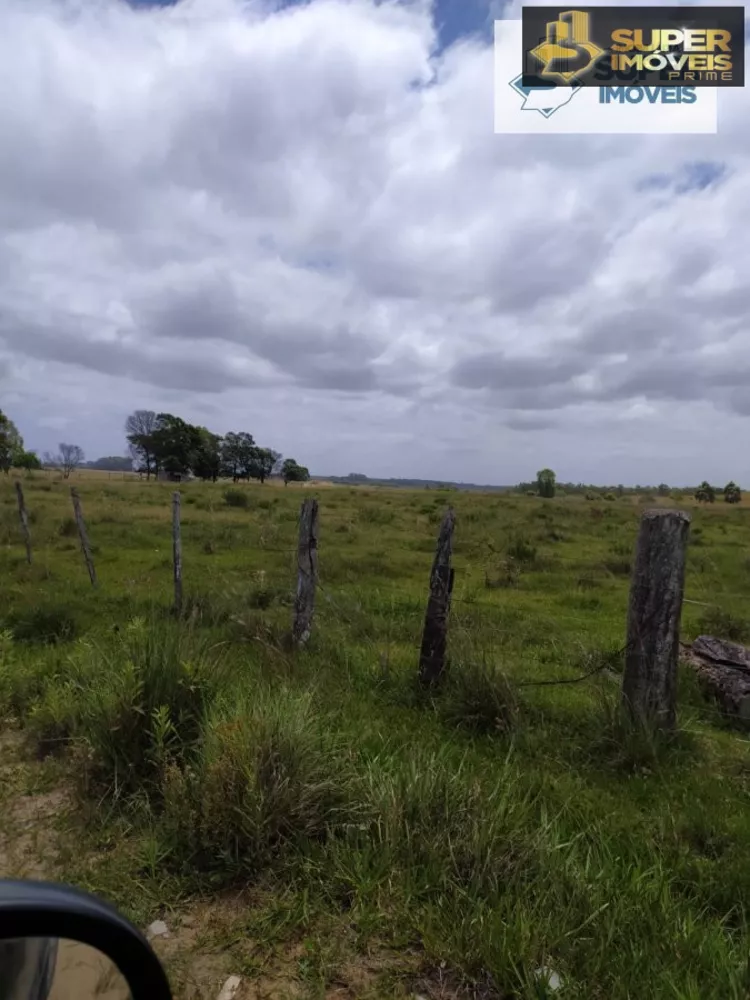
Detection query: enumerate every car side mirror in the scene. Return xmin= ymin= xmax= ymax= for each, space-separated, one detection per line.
xmin=0 ymin=880 xmax=172 ymax=1000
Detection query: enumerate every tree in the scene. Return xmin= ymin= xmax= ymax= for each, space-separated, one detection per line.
xmin=657 ymin=483 xmax=670 ymax=497
xmin=16 ymin=450 xmax=41 ymax=471
xmin=0 ymin=410 xmax=23 ymax=473
xmin=281 ymin=458 xmax=310 ymax=485
xmin=193 ymin=428 xmax=223 ymax=482
xmin=151 ymin=414 xmax=203 ymax=478
xmin=249 ymin=447 xmax=282 ymax=485
xmin=724 ymin=481 xmax=742 ymax=504
xmin=695 ymin=481 xmax=716 ymax=503
xmin=536 ymin=468 xmax=556 ymax=499
xmin=220 ymin=432 xmax=256 ymax=482
xmin=125 ymin=410 xmax=159 ymax=479
xmin=57 ymin=443 xmax=85 ymax=479
xmin=85 ymin=456 xmax=133 ymax=472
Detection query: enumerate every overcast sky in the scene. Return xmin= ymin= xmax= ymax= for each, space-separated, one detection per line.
xmin=1 ymin=0 xmax=748 ymax=486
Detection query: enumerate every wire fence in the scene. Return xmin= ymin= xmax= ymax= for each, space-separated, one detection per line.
xmin=6 ymin=481 xmax=750 ymax=727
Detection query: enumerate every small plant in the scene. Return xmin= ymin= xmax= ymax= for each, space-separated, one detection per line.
xmin=506 ymin=537 xmax=537 ymax=564
xmin=58 ymin=517 xmax=78 ymax=537
xmin=5 ymin=606 xmax=78 ymax=645
xmin=223 ymin=488 xmax=249 ymax=508
xmin=603 ymin=492 xmax=617 ymax=502
xmin=440 ymin=659 xmax=519 ymax=735
xmin=696 ymin=607 xmax=750 ymax=643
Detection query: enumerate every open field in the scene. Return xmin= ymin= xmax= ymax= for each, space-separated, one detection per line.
xmin=1 ymin=472 xmax=750 ymax=999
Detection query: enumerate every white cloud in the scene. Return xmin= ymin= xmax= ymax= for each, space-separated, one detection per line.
xmin=0 ymin=0 xmax=748 ymax=485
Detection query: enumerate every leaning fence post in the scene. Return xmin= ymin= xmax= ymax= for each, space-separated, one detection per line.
xmin=172 ymin=491 xmax=183 ymax=613
xmin=292 ymin=498 xmax=319 ymax=646
xmin=621 ymin=508 xmax=691 ymax=730
xmin=70 ymin=487 xmax=97 ymax=588
xmin=419 ymin=507 xmax=456 ymax=687
xmin=15 ymin=481 xmax=31 ymax=565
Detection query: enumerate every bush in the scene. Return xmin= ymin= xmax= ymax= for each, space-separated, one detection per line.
xmin=159 ymin=687 xmax=361 ymax=880
xmin=603 ymin=492 xmax=617 ymax=502
xmin=696 ymin=607 xmax=750 ymax=644
xmin=5 ymin=606 xmax=78 ymax=645
xmin=28 ymin=618 xmax=234 ymax=795
xmin=58 ymin=517 xmax=78 ymax=538
xmin=440 ymin=659 xmax=519 ymax=735
xmin=506 ymin=537 xmax=537 ymax=565
xmin=222 ymin=488 xmax=249 ymax=509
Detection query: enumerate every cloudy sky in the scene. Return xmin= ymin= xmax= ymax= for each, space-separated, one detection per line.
xmin=0 ymin=0 xmax=748 ymax=486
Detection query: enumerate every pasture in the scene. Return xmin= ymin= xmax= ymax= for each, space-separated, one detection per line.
xmin=1 ymin=472 xmax=750 ymax=1000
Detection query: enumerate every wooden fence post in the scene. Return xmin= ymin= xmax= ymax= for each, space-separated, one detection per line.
xmin=15 ymin=481 xmax=31 ymax=565
xmin=292 ymin=498 xmax=319 ymax=646
xmin=419 ymin=507 xmax=456 ymax=687
xmin=621 ymin=508 xmax=691 ymax=730
xmin=70 ymin=487 xmax=97 ymax=588
xmin=172 ymin=491 xmax=183 ymax=613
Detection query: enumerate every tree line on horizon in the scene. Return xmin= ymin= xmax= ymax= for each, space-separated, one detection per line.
xmin=125 ymin=410 xmax=309 ymax=485
xmin=0 ymin=408 xmax=310 ymax=486
xmin=518 ymin=469 xmax=743 ymax=504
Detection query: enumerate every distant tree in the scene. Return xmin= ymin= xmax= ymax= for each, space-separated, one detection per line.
xmin=536 ymin=468 xmax=556 ymax=499
xmin=193 ymin=428 xmax=223 ymax=482
xmin=281 ymin=458 xmax=310 ymax=485
xmin=151 ymin=414 xmax=204 ymax=477
xmin=125 ymin=410 xmax=159 ymax=479
xmin=616 ymin=484 xmax=625 ymax=498
xmin=657 ymin=483 xmax=670 ymax=497
xmin=86 ymin=456 xmax=133 ymax=472
xmin=16 ymin=450 xmax=42 ymax=471
xmin=695 ymin=481 xmax=716 ymax=503
xmin=56 ymin=443 xmax=85 ymax=479
xmin=220 ymin=432 xmax=256 ymax=482
xmin=249 ymin=447 xmax=282 ymax=485
xmin=724 ymin=481 xmax=742 ymax=504
xmin=0 ymin=410 xmax=23 ymax=473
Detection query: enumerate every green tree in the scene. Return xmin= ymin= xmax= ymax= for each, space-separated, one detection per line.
xmin=249 ymin=447 xmax=282 ymax=485
xmin=724 ymin=481 xmax=742 ymax=504
xmin=220 ymin=432 xmax=256 ymax=482
xmin=16 ymin=450 xmax=41 ymax=471
xmin=151 ymin=414 xmax=202 ymax=477
xmin=535 ymin=468 xmax=556 ymax=499
xmin=125 ymin=410 xmax=159 ymax=479
xmin=695 ymin=481 xmax=716 ymax=503
xmin=0 ymin=410 xmax=23 ymax=473
xmin=657 ymin=483 xmax=670 ymax=497
xmin=281 ymin=458 xmax=310 ymax=485
xmin=192 ymin=428 xmax=223 ymax=482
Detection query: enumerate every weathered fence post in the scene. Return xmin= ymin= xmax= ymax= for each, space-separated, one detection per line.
xmin=419 ymin=507 xmax=456 ymax=687
xmin=621 ymin=508 xmax=691 ymax=730
xmin=15 ymin=481 xmax=31 ymax=565
xmin=172 ymin=491 xmax=183 ymax=613
xmin=292 ymin=498 xmax=319 ymax=646
xmin=70 ymin=487 xmax=97 ymax=587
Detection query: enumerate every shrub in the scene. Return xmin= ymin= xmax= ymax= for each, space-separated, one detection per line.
xmin=58 ymin=517 xmax=78 ymax=538
xmin=696 ymin=607 xmax=750 ymax=644
xmin=440 ymin=659 xmax=519 ymax=735
xmin=28 ymin=617 xmax=233 ymax=795
xmin=506 ymin=537 xmax=537 ymax=565
xmin=159 ymin=687 xmax=361 ymax=880
xmin=603 ymin=492 xmax=617 ymax=502
xmin=5 ymin=606 xmax=78 ymax=645
xmin=222 ymin=488 xmax=249 ymax=509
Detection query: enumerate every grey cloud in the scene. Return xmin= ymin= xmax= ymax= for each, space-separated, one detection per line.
xmin=450 ymin=353 xmax=584 ymax=390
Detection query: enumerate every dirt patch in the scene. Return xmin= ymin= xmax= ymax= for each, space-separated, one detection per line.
xmin=0 ymin=727 xmax=71 ymax=879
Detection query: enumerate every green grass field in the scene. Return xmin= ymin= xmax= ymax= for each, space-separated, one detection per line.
xmin=1 ymin=472 xmax=750 ymax=1000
